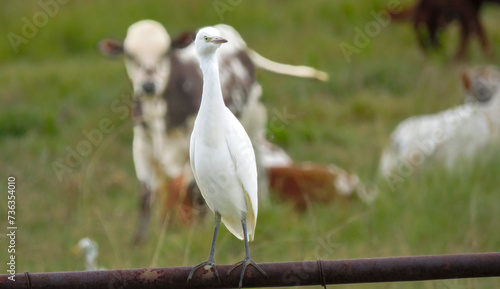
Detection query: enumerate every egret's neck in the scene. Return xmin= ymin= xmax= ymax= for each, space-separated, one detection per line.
xmin=199 ymin=52 xmax=225 ymax=110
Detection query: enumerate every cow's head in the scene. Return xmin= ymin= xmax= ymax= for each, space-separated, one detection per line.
xmin=99 ymin=20 xmax=171 ymax=98
xmin=462 ymin=66 xmax=500 ymax=105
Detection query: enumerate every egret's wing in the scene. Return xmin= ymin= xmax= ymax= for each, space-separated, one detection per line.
xmin=224 ymin=108 xmax=258 ymax=241
xmin=189 ymin=133 xmax=200 ymax=193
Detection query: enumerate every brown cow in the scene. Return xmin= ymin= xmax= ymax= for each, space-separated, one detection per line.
xmin=390 ymin=0 xmax=498 ymax=60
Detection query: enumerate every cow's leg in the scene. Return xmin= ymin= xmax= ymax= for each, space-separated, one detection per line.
xmin=455 ymin=15 xmax=472 ymax=61
xmin=238 ymin=85 xmax=271 ymax=206
xmin=453 ymin=3 xmax=483 ymax=61
xmin=475 ymin=16 xmax=493 ymax=58
xmin=131 ymin=125 xmax=160 ymax=244
xmin=133 ymin=181 xmax=152 ymax=244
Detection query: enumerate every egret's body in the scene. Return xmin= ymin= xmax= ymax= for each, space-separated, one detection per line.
xmin=73 ymin=238 xmax=102 ymax=271
xmin=192 ymin=102 xmax=257 ymax=240
xmin=188 ymin=27 xmax=266 ymax=288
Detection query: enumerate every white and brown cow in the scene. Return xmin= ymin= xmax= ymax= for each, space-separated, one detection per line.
xmin=99 ymin=20 xmax=328 ymax=243
xmin=380 ymin=66 xmax=500 ymax=181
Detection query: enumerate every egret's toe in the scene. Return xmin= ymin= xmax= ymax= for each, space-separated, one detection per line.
xmin=227 ymin=257 xmax=267 ymax=289
xmin=187 ymin=260 xmax=220 ymax=284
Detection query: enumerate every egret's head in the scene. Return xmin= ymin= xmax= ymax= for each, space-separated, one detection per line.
xmin=195 ymin=27 xmax=228 ymax=56
xmin=72 ymin=238 xmax=98 ymax=257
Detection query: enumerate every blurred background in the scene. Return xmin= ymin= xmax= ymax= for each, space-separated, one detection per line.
xmin=1 ymin=1 xmax=500 ymax=288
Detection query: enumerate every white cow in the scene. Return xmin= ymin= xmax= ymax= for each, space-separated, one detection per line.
xmin=380 ymin=66 xmax=500 ymax=179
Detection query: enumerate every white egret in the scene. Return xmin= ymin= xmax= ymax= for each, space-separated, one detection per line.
xmin=187 ymin=27 xmax=267 ymax=288
xmin=72 ymin=237 xmax=103 ymax=271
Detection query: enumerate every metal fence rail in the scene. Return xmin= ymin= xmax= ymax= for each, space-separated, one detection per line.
xmin=1 ymin=252 xmax=499 ymax=289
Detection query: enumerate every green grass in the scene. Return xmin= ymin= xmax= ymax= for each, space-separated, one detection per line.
xmin=1 ymin=1 xmax=500 ymax=288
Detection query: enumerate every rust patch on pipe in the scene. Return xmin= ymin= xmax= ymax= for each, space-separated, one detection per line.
xmin=140 ymin=268 xmax=162 ymax=282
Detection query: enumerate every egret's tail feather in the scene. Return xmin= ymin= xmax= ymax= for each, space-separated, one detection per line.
xmin=222 ymin=215 xmax=255 ymax=242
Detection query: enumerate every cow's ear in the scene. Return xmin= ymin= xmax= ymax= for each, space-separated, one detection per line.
xmin=171 ymin=31 xmax=196 ymax=49
xmin=461 ymin=71 xmax=471 ymax=93
xmin=98 ymin=38 xmax=124 ymax=56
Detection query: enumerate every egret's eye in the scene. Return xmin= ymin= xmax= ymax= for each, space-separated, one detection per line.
xmin=204 ymin=36 xmax=210 ymax=42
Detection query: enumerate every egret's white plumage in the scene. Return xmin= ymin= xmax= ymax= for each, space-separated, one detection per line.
xmin=188 ymin=26 xmax=266 ymax=288
xmin=73 ymin=238 xmax=103 ymax=271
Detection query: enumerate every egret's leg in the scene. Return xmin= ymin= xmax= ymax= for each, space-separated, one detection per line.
xmin=187 ymin=212 xmax=221 ymax=283
xmin=227 ymin=216 xmax=268 ymax=289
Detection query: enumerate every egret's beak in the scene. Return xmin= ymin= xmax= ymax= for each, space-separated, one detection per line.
xmin=71 ymin=246 xmax=81 ymax=256
xmin=210 ymin=37 xmax=228 ymax=44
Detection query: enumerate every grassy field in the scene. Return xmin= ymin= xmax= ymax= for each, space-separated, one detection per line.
xmin=1 ymin=1 xmax=500 ymax=288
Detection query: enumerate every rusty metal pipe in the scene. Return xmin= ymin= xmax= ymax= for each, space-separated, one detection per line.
xmin=1 ymin=252 xmax=499 ymax=288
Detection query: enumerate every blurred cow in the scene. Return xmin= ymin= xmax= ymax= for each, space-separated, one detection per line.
xmin=380 ymin=66 xmax=500 ymax=179
xmin=389 ymin=0 xmax=499 ymax=60
xmin=99 ymin=20 xmax=328 ymax=243
xmin=165 ymin=161 xmax=373 ymax=224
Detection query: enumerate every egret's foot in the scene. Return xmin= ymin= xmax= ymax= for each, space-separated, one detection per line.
xmin=227 ymin=257 xmax=268 ymax=288
xmin=187 ymin=260 xmax=220 ymax=284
